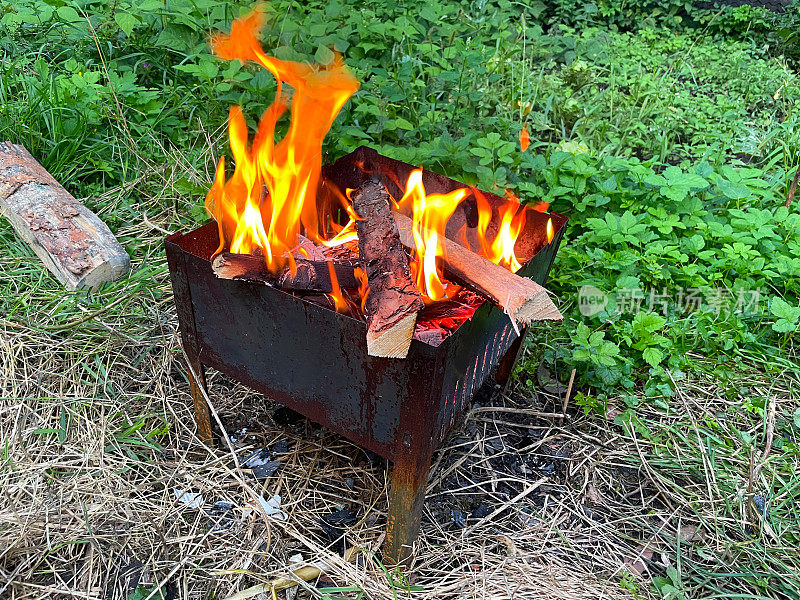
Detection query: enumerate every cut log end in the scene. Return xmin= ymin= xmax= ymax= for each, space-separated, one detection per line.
xmin=366 ymin=312 xmax=418 ymax=358
xmin=506 ymin=291 xmax=563 ymax=326
xmin=212 ymin=252 xmax=273 ymax=285
xmin=74 ymin=256 xmax=131 ymax=291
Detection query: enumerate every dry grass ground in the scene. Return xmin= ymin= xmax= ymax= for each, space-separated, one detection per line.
xmin=2 ymin=148 xmax=799 ymax=600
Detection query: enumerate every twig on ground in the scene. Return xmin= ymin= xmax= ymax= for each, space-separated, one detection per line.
xmin=472 ymin=406 xmax=571 ymax=420
xmin=748 ymin=395 xmax=776 ymax=526
xmin=785 ymin=162 xmax=800 ymax=210
xmin=561 ymin=368 xmax=576 ymax=425
xmin=466 ymin=477 xmax=548 ymax=531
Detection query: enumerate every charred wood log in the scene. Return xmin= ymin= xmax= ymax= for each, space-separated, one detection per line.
xmin=211 ymin=251 xmax=358 ymax=293
xmin=393 ymin=212 xmax=562 ymax=330
xmin=352 ymin=178 xmax=424 ymax=359
xmin=0 ymin=142 xmax=130 ymax=290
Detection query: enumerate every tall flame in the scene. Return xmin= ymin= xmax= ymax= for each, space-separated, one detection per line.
xmin=396 ymin=169 xmax=467 ymax=301
xmin=326 ymin=261 xmax=348 ymax=312
xmin=205 ymin=8 xmax=359 ymax=272
xmin=472 ymin=188 xmax=526 ymax=272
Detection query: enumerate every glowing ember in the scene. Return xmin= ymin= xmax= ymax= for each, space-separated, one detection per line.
xmin=519 ymin=125 xmax=530 ymax=152
xmin=205 ymin=8 xmax=359 ymax=274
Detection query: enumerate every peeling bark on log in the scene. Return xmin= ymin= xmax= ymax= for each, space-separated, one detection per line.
xmin=353 ymin=178 xmax=423 ymax=359
xmin=211 ymin=251 xmax=358 ymax=293
xmin=0 ymin=142 xmax=130 ymax=290
xmin=393 ymin=212 xmax=562 ymax=329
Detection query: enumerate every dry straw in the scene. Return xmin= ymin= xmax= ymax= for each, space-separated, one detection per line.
xmin=2 ymin=139 xmax=798 ymax=599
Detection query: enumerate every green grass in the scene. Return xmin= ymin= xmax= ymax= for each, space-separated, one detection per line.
xmin=1 ymin=0 xmax=799 ymax=598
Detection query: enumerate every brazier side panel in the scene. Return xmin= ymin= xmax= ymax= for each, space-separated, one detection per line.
xmin=180 ymin=249 xmax=443 ymax=460
xmin=433 ymin=228 xmax=566 ymax=444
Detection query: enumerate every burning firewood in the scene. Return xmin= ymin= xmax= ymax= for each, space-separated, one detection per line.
xmin=352 ymin=178 xmax=424 ymax=359
xmin=211 ymin=251 xmax=358 ymax=293
xmin=393 ymin=211 xmax=561 ymax=329
xmin=0 ymin=142 xmax=130 ymax=290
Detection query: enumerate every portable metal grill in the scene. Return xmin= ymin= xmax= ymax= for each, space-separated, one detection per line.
xmin=165 ymin=147 xmax=567 ymax=562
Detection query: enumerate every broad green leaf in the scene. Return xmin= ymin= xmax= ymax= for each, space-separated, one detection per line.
xmin=770 ymin=297 xmax=800 ymax=322
xmin=115 ymin=12 xmax=139 ymax=37
xmin=596 ymin=341 xmax=620 ymax=366
xmin=138 ymin=0 xmax=164 ymax=9
xmin=392 ymin=118 xmax=414 ymax=130
xmin=314 ymin=45 xmax=335 ymax=65
xmin=619 ymin=211 xmax=638 ymax=231
xmin=156 ymin=25 xmax=193 ymax=51
xmin=643 ymin=347 xmax=664 ymax=367
xmin=56 ymin=5 xmax=82 ymax=22
xmin=661 ymin=185 xmax=688 ymax=203
xmin=633 ymin=311 xmax=667 ymax=335
xmin=664 ymin=167 xmax=708 ymax=189
xmin=718 ymin=178 xmax=750 ymax=200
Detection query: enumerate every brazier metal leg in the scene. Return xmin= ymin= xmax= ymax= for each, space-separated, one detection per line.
xmin=384 ymin=439 xmax=433 ymax=565
xmin=185 ymin=348 xmax=214 ymax=446
xmin=494 ymin=326 xmax=528 ymax=392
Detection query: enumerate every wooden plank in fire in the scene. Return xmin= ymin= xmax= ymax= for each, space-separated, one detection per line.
xmin=211 ymin=251 xmax=358 ymax=293
xmin=352 ymin=177 xmax=424 ymax=359
xmin=393 ymin=211 xmax=562 ymax=330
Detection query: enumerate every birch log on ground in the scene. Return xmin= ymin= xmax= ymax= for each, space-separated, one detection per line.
xmin=352 ymin=178 xmax=424 ymax=358
xmin=393 ymin=211 xmax=562 ymax=330
xmin=0 ymin=142 xmax=130 ymax=290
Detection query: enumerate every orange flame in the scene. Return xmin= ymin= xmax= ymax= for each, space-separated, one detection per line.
xmin=519 ymin=126 xmax=530 ymax=152
xmin=205 ymin=8 xmax=359 ymax=273
xmin=324 ymin=221 xmax=358 ymax=248
xmin=322 ymin=189 xmax=360 ymax=248
xmin=491 ymin=203 xmax=526 ymax=272
xmin=546 ymin=217 xmax=554 ymax=243
xmin=396 ymin=169 xmax=467 ymax=301
xmin=472 ymin=188 xmax=526 ymax=272
xmin=326 ymin=261 xmax=348 ymax=312
xmin=354 ymin=266 xmax=370 ymax=312
xmin=532 ymin=200 xmax=549 ymax=212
